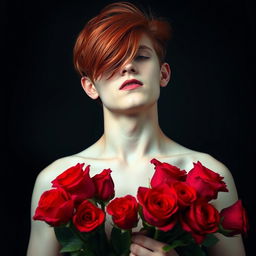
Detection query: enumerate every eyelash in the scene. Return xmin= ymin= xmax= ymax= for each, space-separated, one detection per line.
xmin=135 ymin=55 xmax=150 ymax=61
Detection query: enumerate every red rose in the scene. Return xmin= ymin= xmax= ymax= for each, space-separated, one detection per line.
xmin=33 ymin=188 xmax=74 ymax=226
xmin=150 ymin=158 xmax=187 ymax=188
xmin=137 ymin=184 xmax=178 ymax=231
xmin=92 ymin=169 xmax=115 ymax=201
xmin=51 ymin=163 xmax=95 ymax=203
xmin=220 ymin=200 xmax=249 ymax=235
xmin=186 ymin=161 xmax=228 ymax=201
xmin=73 ymin=200 xmax=105 ymax=232
xmin=106 ymin=195 xmax=138 ymax=230
xmin=172 ymin=181 xmax=197 ymax=208
xmin=180 ymin=200 xmax=220 ymax=244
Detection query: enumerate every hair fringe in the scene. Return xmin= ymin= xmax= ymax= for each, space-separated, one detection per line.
xmin=73 ymin=1 xmax=172 ymax=83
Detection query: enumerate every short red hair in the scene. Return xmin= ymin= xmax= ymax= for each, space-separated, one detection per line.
xmin=73 ymin=2 xmax=172 ymax=83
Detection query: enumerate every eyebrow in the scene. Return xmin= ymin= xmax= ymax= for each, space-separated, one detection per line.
xmin=138 ymin=45 xmax=153 ymax=52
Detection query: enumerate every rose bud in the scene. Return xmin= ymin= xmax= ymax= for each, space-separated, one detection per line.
xmin=92 ymin=169 xmax=115 ymax=202
xmin=186 ymin=161 xmax=228 ymax=201
xmin=51 ymin=163 xmax=95 ymax=204
xmin=220 ymin=200 xmax=249 ymax=236
xmin=33 ymin=188 xmax=74 ymax=226
xmin=150 ymin=158 xmax=187 ymax=188
xmin=137 ymin=184 xmax=178 ymax=231
xmin=73 ymin=200 xmax=105 ymax=232
xmin=180 ymin=199 xmax=220 ymax=244
xmin=107 ymin=195 xmax=138 ymax=230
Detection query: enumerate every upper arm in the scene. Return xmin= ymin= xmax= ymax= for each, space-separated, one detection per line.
xmin=199 ymin=154 xmax=246 ymax=256
xmin=27 ymin=165 xmax=62 ymax=256
xmin=26 ymin=156 xmax=86 ymax=256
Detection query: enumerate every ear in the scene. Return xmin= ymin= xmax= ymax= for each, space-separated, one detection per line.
xmin=160 ymin=63 xmax=171 ymax=87
xmin=81 ymin=76 xmax=99 ymax=99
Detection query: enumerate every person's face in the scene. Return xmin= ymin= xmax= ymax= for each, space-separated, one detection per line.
xmin=82 ymin=33 xmax=170 ymax=114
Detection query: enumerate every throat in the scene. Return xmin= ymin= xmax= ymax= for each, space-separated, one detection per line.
xmin=101 ymin=104 xmax=168 ymax=164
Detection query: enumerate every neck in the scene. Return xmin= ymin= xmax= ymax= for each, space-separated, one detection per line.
xmin=100 ymin=103 xmax=168 ymax=164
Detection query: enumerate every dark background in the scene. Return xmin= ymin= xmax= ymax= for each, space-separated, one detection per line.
xmin=3 ymin=0 xmax=255 ymax=255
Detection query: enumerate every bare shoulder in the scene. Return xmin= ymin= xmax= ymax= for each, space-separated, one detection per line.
xmin=189 ymin=152 xmax=246 ymax=255
xmin=167 ymin=140 xmax=240 ymax=210
xmin=34 ymin=155 xmax=87 ymax=191
xmin=190 ymin=151 xmax=231 ymax=176
xmin=31 ymin=153 xmax=95 ymax=211
xmin=169 ymin=141 xmax=231 ymax=176
xmin=33 ymin=138 xmax=105 ymax=194
xmin=189 ymin=151 xmax=239 ymax=209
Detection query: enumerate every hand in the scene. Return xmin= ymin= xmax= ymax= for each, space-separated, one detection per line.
xmin=130 ymin=234 xmax=179 ymax=256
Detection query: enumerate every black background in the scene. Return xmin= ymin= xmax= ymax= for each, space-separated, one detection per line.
xmin=3 ymin=0 xmax=255 ymax=255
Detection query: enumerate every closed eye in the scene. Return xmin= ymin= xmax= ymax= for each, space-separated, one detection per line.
xmin=134 ymin=55 xmax=150 ymax=61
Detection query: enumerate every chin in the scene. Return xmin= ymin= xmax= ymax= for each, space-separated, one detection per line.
xmin=119 ymin=100 xmax=157 ymax=115
xmin=105 ymin=94 xmax=158 ymax=114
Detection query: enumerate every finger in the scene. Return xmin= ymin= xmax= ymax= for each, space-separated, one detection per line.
xmin=129 ymin=253 xmax=136 ymax=256
xmin=130 ymin=242 xmax=154 ymax=256
xmin=131 ymin=234 xmax=166 ymax=253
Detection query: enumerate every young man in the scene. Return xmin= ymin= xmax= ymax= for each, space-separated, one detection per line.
xmin=27 ymin=2 xmax=246 ymax=256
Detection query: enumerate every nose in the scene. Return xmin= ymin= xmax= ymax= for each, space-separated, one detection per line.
xmin=120 ymin=61 xmax=137 ymax=75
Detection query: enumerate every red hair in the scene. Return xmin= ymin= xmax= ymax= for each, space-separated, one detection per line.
xmin=73 ymin=2 xmax=172 ymax=83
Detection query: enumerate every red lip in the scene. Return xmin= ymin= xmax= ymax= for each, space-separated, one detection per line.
xmin=119 ymin=79 xmax=143 ymax=90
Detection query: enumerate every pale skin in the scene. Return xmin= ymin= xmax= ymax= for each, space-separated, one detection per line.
xmin=27 ymin=34 xmax=246 ymax=256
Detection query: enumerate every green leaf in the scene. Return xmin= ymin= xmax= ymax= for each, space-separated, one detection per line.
xmin=175 ymin=231 xmax=194 ymax=245
xmin=88 ymin=225 xmax=110 ymax=256
xmin=54 ymin=226 xmax=89 ymax=254
xmin=54 ymin=226 xmax=78 ymax=247
xmin=156 ymin=223 xmax=188 ymax=244
xmin=218 ymin=222 xmax=234 ymax=236
xmin=138 ymin=205 xmax=144 ymax=219
xmin=162 ymin=239 xmax=191 ymax=251
xmin=111 ymin=227 xmax=131 ymax=255
xmin=60 ymin=238 xmax=84 ymax=253
xmin=176 ymin=243 xmax=207 ymax=256
xmin=202 ymin=234 xmax=219 ymax=247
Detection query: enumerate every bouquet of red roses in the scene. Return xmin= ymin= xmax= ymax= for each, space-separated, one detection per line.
xmin=33 ymin=159 xmax=248 ymax=256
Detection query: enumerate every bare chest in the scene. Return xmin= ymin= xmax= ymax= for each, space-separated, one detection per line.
xmin=86 ymin=156 xmax=194 ymax=198
xmin=71 ymin=154 xmax=197 ymax=237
